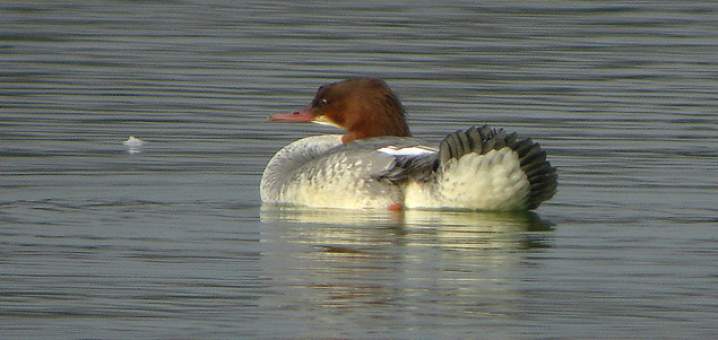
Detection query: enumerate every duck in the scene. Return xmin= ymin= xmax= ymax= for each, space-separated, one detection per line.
xmin=260 ymin=77 xmax=557 ymax=211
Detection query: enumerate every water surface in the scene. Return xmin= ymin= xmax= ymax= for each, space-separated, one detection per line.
xmin=1 ymin=1 xmax=717 ymax=338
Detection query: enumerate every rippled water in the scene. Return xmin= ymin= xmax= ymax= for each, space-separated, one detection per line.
xmin=2 ymin=1 xmax=717 ymax=338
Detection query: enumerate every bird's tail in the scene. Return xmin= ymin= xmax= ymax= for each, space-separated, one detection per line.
xmin=406 ymin=125 xmax=557 ymax=210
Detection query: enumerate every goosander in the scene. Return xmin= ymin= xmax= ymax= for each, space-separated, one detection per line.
xmin=261 ymin=78 xmax=557 ymax=211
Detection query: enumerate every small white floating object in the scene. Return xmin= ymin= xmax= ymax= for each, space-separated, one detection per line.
xmin=123 ymin=136 xmax=144 ymax=147
xmin=123 ymin=136 xmax=145 ymax=154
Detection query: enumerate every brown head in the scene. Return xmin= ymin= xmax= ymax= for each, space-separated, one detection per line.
xmin=269 ymin=78 xmax=411 ymax=143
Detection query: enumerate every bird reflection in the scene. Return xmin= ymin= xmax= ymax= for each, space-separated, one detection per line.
xmin=260 ymin=205 xmax=552 ymax=251
xmin=258 ymin=205 xmax=555 ymax=329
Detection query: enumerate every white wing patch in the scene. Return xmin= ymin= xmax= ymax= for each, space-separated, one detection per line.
xmin=377 ymin=145 xmax=436 ymax=156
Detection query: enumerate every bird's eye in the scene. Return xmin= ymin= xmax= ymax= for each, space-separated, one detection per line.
xmin=320 ymin=98 xmax=328 ymax=105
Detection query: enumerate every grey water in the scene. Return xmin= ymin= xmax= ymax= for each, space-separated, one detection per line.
xmin=1 ymin=1 xmax=717 ymax=338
